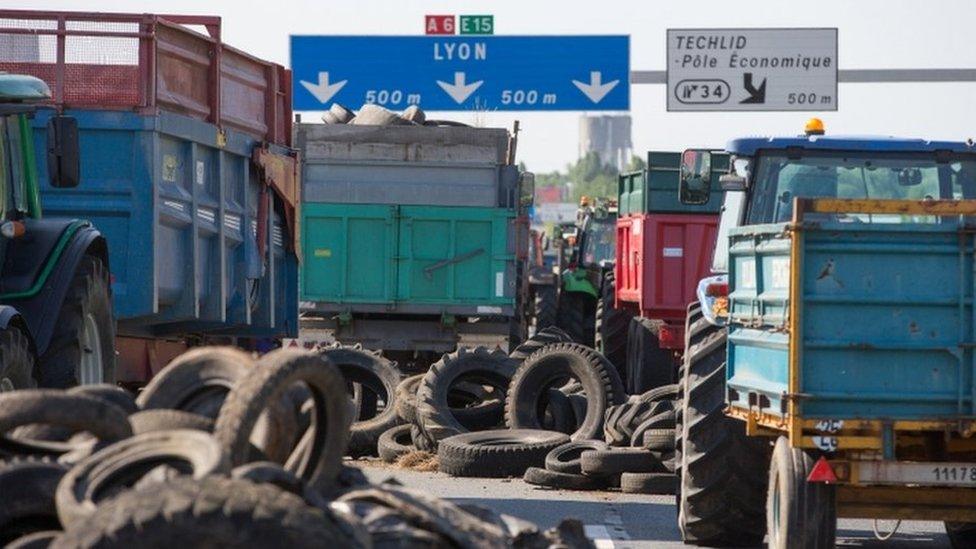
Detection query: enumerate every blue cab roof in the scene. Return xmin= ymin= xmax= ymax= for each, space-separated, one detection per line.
xmin=727 ymin=135 xmax=976 ymax=156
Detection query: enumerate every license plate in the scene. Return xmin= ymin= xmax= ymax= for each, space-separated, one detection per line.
xmin=857 ymin=461 xmax=976 ymax=487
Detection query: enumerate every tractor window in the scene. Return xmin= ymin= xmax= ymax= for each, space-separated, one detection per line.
xmin=747 ymin=152 xmax=976 ymax=224
xmin=4 ymin=115 xmax=26 ymax=214
xmin=582 ymin=217 xmax=616 ymax=265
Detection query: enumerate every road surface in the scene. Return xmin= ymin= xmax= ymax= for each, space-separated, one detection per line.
xmin=359 ymin=461 xmax=951 ymax=547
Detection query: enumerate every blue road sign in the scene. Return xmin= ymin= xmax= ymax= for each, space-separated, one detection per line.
xmin=290 ymin=36 xmax=629 ymax=112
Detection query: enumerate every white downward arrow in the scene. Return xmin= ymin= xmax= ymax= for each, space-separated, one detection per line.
xmin=572 ymin=71 xmax=620 ymax=104
xmin=436 ymin=72 xmax=484 ymax=104
xmin=299 ymin=72 xmax=348 ymax=104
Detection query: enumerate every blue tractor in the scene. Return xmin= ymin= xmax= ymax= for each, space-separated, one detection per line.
xmin=675 ymin=119 xmax=976 ymax=548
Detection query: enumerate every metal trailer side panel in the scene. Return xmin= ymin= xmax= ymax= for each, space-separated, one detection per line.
xmin=614 ymin=213 xmax=718 ymax=324
xmin=32 ymin=109 xmax=298 ymax=339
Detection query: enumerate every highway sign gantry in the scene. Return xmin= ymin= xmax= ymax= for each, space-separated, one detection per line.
xmin=290 ymin=35 xmax=629 ymax=112
xmin=666 ymin=28 xmax=838 ymax=112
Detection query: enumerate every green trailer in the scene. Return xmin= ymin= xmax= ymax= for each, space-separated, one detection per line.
xmin=296 ymin=123 xmax=529 ymax=363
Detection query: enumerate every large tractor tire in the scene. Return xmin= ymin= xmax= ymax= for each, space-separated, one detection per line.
xmin=532 ymin=285 xmax=557 ymax=334
xmin=594 ymin=272 xmax=631 ymax=380
xmin=766 ymin=437 xmax=836 ymax=549
xmin=556 ymin=292 xmax=596 ymax=347
xmin=0 ymin=324 xmax=34 ymax=392
xmin=626 ymin=317 xmax=674 ymax=395
xmin=677 ymin=301 xmax=770 ymax=546
xmin=37 ymin=256 xmax=115 ymax=388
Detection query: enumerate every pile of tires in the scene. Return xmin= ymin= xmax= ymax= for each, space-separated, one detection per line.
xmin=0 ymin=346 xmax=593 ymax=549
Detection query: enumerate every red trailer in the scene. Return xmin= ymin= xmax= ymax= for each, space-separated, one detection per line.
xmin=613 ymin=152 xmax=727 ymax=393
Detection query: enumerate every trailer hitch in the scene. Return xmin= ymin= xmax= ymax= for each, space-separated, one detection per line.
xmin=423 ymin=248 xmax=485 ymax=280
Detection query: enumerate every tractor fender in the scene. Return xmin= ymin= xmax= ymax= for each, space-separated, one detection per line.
xmin=0 ymin=304 xmax=38 ymax=356
xmin=3 ymin=220 xmax=108 ymax=356
xmin=561 ymin=269 xmax=598 ymax=298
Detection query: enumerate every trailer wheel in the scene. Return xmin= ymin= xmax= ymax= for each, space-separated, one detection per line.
xmin=767 ymin=437 xmax=836 ymax=549
xmin=677 ymin=301 xmax=770 ymax=546
xmin=532 ymin=285 xmax=557 ymax=333
xmin=36 ymin=256 xmax=115 ymax=388
xmin=595 ymin=272 xmax=631 ymax=378
xmin=0 ymin=325 xmax=34 ymax=392
xmin=946 ymin=523 xmax=976 ymax=548
xmin=556 ymin=292 xmax=595 ymax=346
xmin=626 ymin=317 xmax=674 ymax=394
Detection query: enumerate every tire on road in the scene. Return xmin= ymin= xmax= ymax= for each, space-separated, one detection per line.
xmin=621 ymin=472 xmax=677 ymax=495
xmin=415 ymin=347 xmax=517 ymax=444
xmin=36 ymin=256 xmax=116 ymax=388
xmin=55 ymin=429 xmax=229 ymax=529
xmin=523 ymin=466 xmax=607 ymax=491
xmin=394 ymin=374 xmax=423 ymax=424
xmin=378 ymin=424 xmax=415 ymax=464
xmin=505 ymin=342 xmax=625 ymax=441
xmin=213 ymin=349 xmax=351 ymax=492
xmin=544 ymin=439 xmax=609 ymax=475
xmin=0 ymin=458 xmax=67 ymax=546
xmin=136 ymin=346 xmax=254 ymax=418
xmin=52 ymin=476 xmax=363 ymax=548
xmin=678 ymin=301 xmax=770 ymax=546
xmin=128 ymin=409 xmax=214 ymax=435
xmin=0 ymin=324 xmax=34 ymax=392
xmin=320 ymin=345 xmax=403 ymax=457
xmin=437 ymin=429 xmax=569 ymax=478
xmin=580 ymin=448 xmax=663 ymax=476
xmin=509 ymin=326 xmax=573 ymax=365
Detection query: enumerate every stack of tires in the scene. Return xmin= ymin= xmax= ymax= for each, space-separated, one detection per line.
xmin=0 ymin=347 xmax=594 ymax=548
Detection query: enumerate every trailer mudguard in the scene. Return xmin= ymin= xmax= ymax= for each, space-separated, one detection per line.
xmin=1 ymin=218 xmax=107 ymax=356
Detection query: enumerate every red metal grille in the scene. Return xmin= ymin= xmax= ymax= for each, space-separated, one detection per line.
xmin=0 ymin=9 xmax=292 ymax=146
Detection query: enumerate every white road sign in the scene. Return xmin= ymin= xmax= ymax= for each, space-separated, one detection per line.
xmin=667 ymin=28 xmax=838 ymax=112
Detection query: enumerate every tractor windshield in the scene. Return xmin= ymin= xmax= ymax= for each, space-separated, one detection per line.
xmin=747 ymin=152 xmax=976 ymax=224
xmin=581 ymin=217 xmax=615 ymax=265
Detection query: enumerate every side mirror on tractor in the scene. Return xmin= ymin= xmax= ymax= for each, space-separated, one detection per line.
xmin=679 ymin=149 xmax=712 ymax=205
xmin=47 ymin=115 xmax=80 ymax=188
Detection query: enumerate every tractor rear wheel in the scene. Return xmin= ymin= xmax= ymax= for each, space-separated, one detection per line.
xmin=532 ymin=285 xmax=557 ymax=333
xmin=557 ymin=292 xmax=595 ymax=347
xmin=595 ymin=272 xmax=631 ymax=379
xmin=0 ymin=324 xmax=34 ymax=392
xmin=37 ymin=256 xmax=116 ymax=388
xmin=626 ymin=317 xmax=674 ymax=394
xmin=677 ymin=301 xmax=770 ymax=546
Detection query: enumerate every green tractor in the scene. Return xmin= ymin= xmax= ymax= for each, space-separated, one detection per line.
xmin=555 ymin=199 xmax=628 ymax=365
xmin=0 ymin=74 xmax=114 ymax=391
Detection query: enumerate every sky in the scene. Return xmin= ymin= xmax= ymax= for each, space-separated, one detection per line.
xmin=12 ymin=0 xmax=976 ymax=172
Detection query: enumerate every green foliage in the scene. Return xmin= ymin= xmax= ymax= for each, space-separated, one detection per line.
xmin=527 ymin=154 xmax=646 ymax=202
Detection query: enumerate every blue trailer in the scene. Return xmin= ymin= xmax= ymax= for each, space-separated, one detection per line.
xmin=673 ymin=121 xmax=976 ymax=548
xmin=2 ymin=10 xmax=299 ymax=382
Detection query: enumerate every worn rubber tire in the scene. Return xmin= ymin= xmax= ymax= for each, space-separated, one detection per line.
xmin=632 ymin=412 xmax=676 ymax=448
xmin=627 ymin=317 xmax=675 ymax=395
xmin=13 ymin=384 xmax=136 ymax=443
xmin=320 ymin=345 xmax=403 ymax=457
xmin=128 ymin=409 xmax=214 ymax=435
xmin=621 ymin=472 xmax=677 ymax=495
xmin=394 ymin=374 xmax=423 ymax=424
xmin=52 ymin=476 xmax=363 ymax=548
xmin=6 ymin=530 xmax=60 ymax=548
xmin=136 ymin=346 xmax=254 ymax=418
xmin=523 ymin=466 xmax=607 ymax=491
xmin=213 ymin=349 xmax=351 ymax=492
xmin=532 ymin=285 xmax=558 ymax=333
xmin=416 ymin=346 xmax=517 ymax=443
xmin=0 ymin=390 xmax=131 ymax=460
xmin=410 ymin=424 xmax=437 ymax=453
xmin=556 ymin=291 xmax=596 ymax=346
xmin=767 ymin=437 xmax=836 ymax=549
xmin=580 ymin=448 xmax=663 ymax=476
xmin=505 ymin=342 xmax=625 ymax=441
xmin=678 ymin=301 xmax=770 ymax=546
xmin=595 ymin=272 xmax=631 ymax=379
xmin=0 ymin=458 xmax=67 ymax=545
xmin=509 ymin=326 xmax=573 ymax=365
xmin=231 ymin=461 xmax=306 ymax=498
xmin=544 ymin=439 xmax=609 ymax=475
xmin=36 ymin=256 xmax=115 ymax=388
xmin=378 ymin=424 xmax=415 ymax=464
xmin=437 ymin=429 xmax=569 ymax=478
xmin=0 ymin=324 xmax=35 ymax=392
xmin=55 ymin=429 xmax=228 ymax=529
xmin=641 ymin=429 xmax=676 ymax=451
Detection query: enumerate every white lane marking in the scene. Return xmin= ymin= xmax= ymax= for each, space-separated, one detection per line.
xmin=584 ymin=525 xmax=616 ymax=549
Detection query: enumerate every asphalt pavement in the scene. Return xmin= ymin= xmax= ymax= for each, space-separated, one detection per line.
xmin=358 ymin=461 xmax=951 ymax=548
